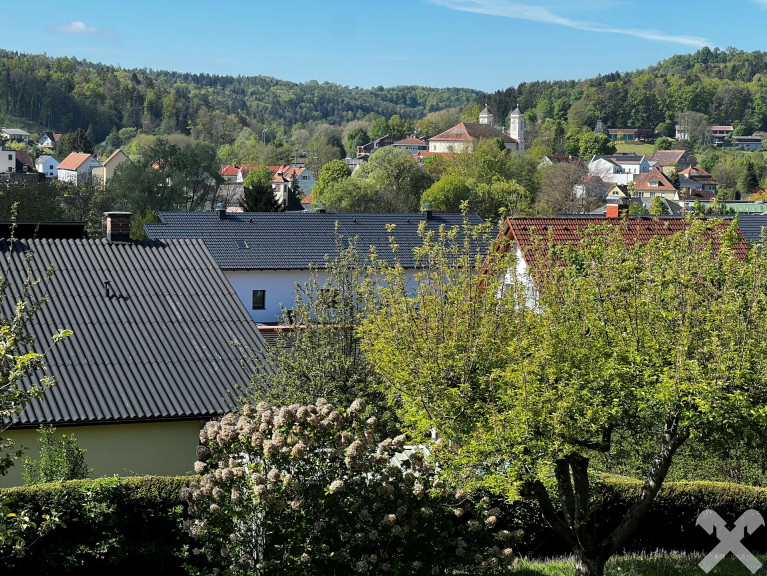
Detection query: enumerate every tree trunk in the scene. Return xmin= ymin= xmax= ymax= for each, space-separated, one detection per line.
xmin=530 ymin=413 xmax=690 ymax=576
xmin=574 ymin=552 xmax=606 ymax=576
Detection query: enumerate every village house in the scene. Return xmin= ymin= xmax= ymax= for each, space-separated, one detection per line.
xmin=587 ymin=154 xmax=650 ymax=185
xmin=35 ymin=154 xmax=60 ymax=178
xmin=0 ymin=212 xmax=271 ymax=486
xmin=91 ymin=148 xmax=129 ymax=188
xmin=711 ymin=125 xmax=734 ymax=145
xmin=633 ymin=166 xmax=678 ymax=200
xmin=145 ymin=209 xmax=483 ymax=325
xmin=1 ymin=128 xmax=30 ymax=144
xmin=57 ymin=152 xmax=102 ymax=185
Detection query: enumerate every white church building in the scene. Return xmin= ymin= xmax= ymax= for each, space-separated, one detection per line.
xmin=427 ymin=106 xmax=525 ymax=154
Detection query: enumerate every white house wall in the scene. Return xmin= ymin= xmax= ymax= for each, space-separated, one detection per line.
xmin=225 ymin=268 xmax=419 ymax=324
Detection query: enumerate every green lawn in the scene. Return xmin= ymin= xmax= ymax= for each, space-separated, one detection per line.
xmin=512 ymin=552 xmax=767 ymax=575
xmin=615 ymin=142 xmax=656 ymax=155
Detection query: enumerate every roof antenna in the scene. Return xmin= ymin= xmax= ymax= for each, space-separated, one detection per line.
xmin=104 ymin=280 xmax=111 ymax=298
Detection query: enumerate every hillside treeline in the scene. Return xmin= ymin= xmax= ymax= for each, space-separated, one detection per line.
xmin=0 ymin=49 xmax=479 ymax=142
xmin=483 ymin=46 xmax=767 ymax=137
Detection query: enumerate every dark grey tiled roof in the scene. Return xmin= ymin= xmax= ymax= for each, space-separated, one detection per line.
xmin=145 ymin=211 xmax=484 ymax=270
xmin=2 ymin=238 xmax=270 ymax=427
xmin=736 ymin=213 xmax=767 ymax=243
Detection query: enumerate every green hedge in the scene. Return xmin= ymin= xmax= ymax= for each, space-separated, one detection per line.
xmin=1 ymin=475 xmax=196 ymax=576
xmin=501 ymin=476 xmax=767 ymax=557
xmin=3 ymin=474 xmax=767 ymax=572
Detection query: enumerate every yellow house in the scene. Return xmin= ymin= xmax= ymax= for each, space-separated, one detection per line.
xmin=1 ymin=212 xmax=271 ymax=487
xmin=92 ymin=148 xmax=129 ymax=188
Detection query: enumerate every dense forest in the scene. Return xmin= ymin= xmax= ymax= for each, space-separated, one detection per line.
xmin=0 ymin=49 xmax=480 ymax=142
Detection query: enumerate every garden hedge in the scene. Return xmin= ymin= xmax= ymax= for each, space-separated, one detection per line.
xmin=1 ymin=475 xmax=195 ymax=575
xmin=2 ymin=474 xmax=767 ymax=573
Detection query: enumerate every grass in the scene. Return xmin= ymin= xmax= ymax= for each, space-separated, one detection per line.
xmin=511 ymin=552 xmax=767 ymax=575
xmin=615 ymin=142 xmax=656 ymax=155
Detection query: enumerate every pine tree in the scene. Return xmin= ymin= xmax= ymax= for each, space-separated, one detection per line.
xmin=240 ymin=166 xmax=283 ymax=212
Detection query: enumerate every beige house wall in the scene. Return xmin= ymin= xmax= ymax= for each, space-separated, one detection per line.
xmin=0 ymin=420 xmax=202 ymax=487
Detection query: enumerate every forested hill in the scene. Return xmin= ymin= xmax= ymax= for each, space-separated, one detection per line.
xmin=482 ymin=47 xmax=767 ymax=137
xmin=0 ymin=49 xmax=480 ymax=141
xmin=4 ymin=47 xmax=767 ymax=144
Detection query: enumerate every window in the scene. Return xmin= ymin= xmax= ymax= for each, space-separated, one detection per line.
xmin=235 ymin=240 xmax=249 ymax=249
xmin=7 ymin=154 xmax=11 ymax=161
xmin=252 ymin=290 xmax=266 ymax=310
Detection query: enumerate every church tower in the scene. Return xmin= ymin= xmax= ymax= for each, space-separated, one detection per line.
xmin=478 ymin=105 xmax=494 ymax=126
xmin=509 ymin=106 xmax=525 ymax=152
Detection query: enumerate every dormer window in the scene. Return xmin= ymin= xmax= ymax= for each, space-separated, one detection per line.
xmin=650 ymin=181 xmax=659 ymax=187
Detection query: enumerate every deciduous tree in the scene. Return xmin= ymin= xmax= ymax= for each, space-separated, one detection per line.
xmin=361 ymin=219 xmax=766 ymax=576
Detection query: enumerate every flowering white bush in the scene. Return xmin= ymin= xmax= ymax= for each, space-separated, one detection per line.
xmin=183 ymin=398 xmax=517 ymax=575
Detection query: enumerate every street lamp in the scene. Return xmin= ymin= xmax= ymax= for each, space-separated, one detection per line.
xmin=262 ymin=129 xmax=267 ymax=145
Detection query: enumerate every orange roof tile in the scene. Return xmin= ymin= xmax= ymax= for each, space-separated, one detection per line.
xmin=503 ymin=216 xmax=747 ymax=270
xmin=634 ymin=166 xmax=676 ymax=192
xmin=58 ymin=153 xmax=95 ymax=171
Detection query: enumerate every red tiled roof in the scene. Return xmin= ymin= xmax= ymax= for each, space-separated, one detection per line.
xmin=711 ymin=126 xmax=734 ymax=131
xmin=634 ymin=166 xmax=676 ymax=192
xmin=393 ymin=136 xmax=427 ymax=146
xmin=220 ymin=164 xmax=240 ymax=177
xmin=503 ymin=216 xmax=747 ymax=268
xmin=58 ymin=153 xmax=94 ymax=171
xmin=543 ymin=155 xmax=580 ymax=164
xmin=679 ymin=165 xmax=711 ymax=177
xmin=301 ymin=193 xmax=313 ymax=205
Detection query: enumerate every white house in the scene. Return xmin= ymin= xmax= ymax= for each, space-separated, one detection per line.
xmin=1 ymin=128 xmax=30 ymax=143
xmin=57 ymin=152 xmax=102 ymax=185
xmin=587 ymin=154 xmax=650 ymax=185
xmin=0 ymin=147 xmax=15 ymax=173
xmin=36 ymin=154 xmax=60 ymax=178
xmin=428 ymin=106 xmax=525 ymax=154
xmin=145 ymin=210 xmax=483 ymax=324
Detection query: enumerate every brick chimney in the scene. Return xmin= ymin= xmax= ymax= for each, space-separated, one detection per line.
xmin=605 ymin=197 xmax=629 ymax=218
xmin=105 ymin=212 xmax=132 ymax=242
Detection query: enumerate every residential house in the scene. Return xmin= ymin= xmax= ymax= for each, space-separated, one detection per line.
xmin=1 ymin=128 xmax=30 ymax=143
xmin=0 ymin=146 xmax=15 ymax=173
xmin=391 ymin=136 xmax=428 ymax=154
xmin=92 ymin=148 xmax=129 ymax=188
xmin=677 ymin=165 xmax=718 ymax=204
xmin=57 ymin=153 xmax=102 ymax=185
xmin=647 ymin=149 xmax=694 ymax=172
xmin=38 ymin=131 xmax=62 ymax=150
xmin=232 ymin=164 xmax=308 ymax=210
xmin=357 ymin=135 xmax=397 ymax=157
xmin=675 ymin=125 xmax=689 ymax=141
xmin=733 ymin=136 xmax=763 ymax=151
xmin=0 ymin=212 xmax=271 ymax=486
xmin=220 ymin=164 xmax=240 ymax=183
xmin=15 ymin=150 xmax=36 ymax=175
xmin=587 ymin=154 xmax=650 ymax=185
xmin=606 ymin=128 xmax=653 ymax=142
xmin=633 ymin=166 xmax=678 ymax=200
xmin=500 ymin=215 xmax=745 ymax=299
xmin=145 ymin=209 xmax=483 ymax=324
xmin=711 ymin=125 xmax=734 ymax=145
xmin=36 ymin=155 xmax=60 ymax=178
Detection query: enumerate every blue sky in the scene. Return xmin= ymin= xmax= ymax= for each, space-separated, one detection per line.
xmin=4 ymin=0 xmax=767 ymax=91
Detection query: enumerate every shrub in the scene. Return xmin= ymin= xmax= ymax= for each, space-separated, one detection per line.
xmin=0 ymin=475 xmax=195 ymax=575
xmin=22 ymin=426 xmax=91 ymax=484
xmin=184 ymin=398 xmax=515 ymax=575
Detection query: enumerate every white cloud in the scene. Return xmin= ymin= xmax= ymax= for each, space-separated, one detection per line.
xmin=49 ymin=21 xmax=114 ymax=36
xmin=428 ymin=0 xmax=708 ymax=47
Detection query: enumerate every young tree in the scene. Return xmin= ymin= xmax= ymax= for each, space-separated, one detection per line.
xmin=240 ymin=167 xmax=282 ymax=212
xmin=361 ymin=218 xmax=767 ymax=576
xmin=649 ymin=195 xmax=669 ymax=215
xmin=22 ymin=426 xmax=90 ymax=484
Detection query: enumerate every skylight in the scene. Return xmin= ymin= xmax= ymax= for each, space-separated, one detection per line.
xmin=235 ymin=240 xmax=249 ymax=249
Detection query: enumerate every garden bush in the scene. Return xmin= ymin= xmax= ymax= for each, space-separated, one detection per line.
xmin=0 ymin=475 xmax=195 ymax=575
